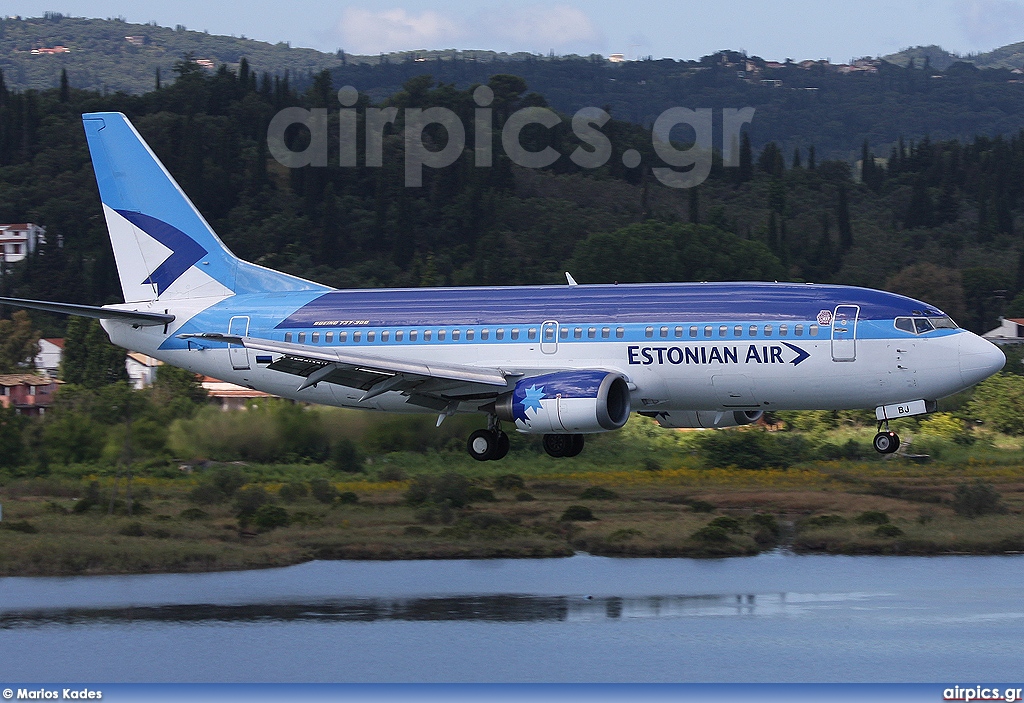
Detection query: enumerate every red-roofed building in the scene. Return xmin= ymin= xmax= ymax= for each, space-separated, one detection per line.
xmin=0 ymin=223 xmax=46 ymax=264
xmin=34 ymin=338 xmax=64 ymax=378
xmin=984 ymin=317 xmax=1024 ymax=343
xmin=0 ymin=374 xmax=61 ymax=416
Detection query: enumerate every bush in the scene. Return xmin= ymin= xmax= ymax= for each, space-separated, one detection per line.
xmin=73 ymin=480 xmax=102 ymax=513
xmin=188 ymin=483 xmax=226 ymax=505
xmin=465 ymin=486 xmax=497 ymax=502
xmin=804 ymin=514 xmax=847 ymax=528
xmin=516 ymin=491 xmax=536 ymax=502
xmin=560 ymin=505 xmax=596 ymax=521
xmin=854 ymin=511 xmax=890 ymax=525
xmin=689 ymin=500 xmax=716 ymax=513
xmin=404 ymin=525 xmax=431 ymax=536
xmin=337 ymin=491 xmax=359 ymax=505
xmin=642 ymin=458 xmax=662 ymax=472
xmin=750 ymin=513 xmax=780 ymax=536
xmin=1 ymin=520 xmax=37 ymax=534
xmin=874 ymin=524 xmax=904 ymax=538
xmin=179 ymin=507 xmax=208 ymax=520
xmin=278 ymin=482 xmax=309 ymax=503
xmin=696 ymin=429 xmax=810 ymax=469
xmin=951 ymin=481 xmax=1006 ymax=518
xmin=208 ymin=466 xmax=247 ymax=497
xmin=707 ymin=516 xmax=744 ymax=534
xmin=309 ymin=478 xmax=339 ymax=504
xmin=234 ymin=485 xmax=272 ymax=517
xmin=405 ymin=473 xmax=474 ymax=508
xmin=119 ymin=521 xmax=145 ymax=537
xmin=414 ymin=503 xmax=454 ymax=525
xmin=252 ymin=504 xmax=291 ymax=531
xmin=493 ymin=474 xmax=526 ymax=490
xmin=330 ymin=438 xmax=364 ymax=473
xmin=580 ymin=486 xmax=619 ymax=500
xmin=966 ymin=375 xmax=1024 ymax=435
xmin=691 ymin=525 xmax=730 ymax=543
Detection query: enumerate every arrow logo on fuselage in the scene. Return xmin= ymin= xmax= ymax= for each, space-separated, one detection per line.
xmin=116 ymin=209 xmax=208 ymax=296
xmin=781 ymin=342 xmax=810 ymax=366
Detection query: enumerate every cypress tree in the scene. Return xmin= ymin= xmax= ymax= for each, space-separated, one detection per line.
xmin=155 ymin=66 xmax=161 ymax=90
xmin=59 ymin=68 xmax=69 ymax=102
xmin=688 ymin=186 xmax=700 ymax=224
xmin=808 ymin=145 xmax=816 ymax=170
xmin=737 ymin=132 xmax=753 ymax=183
xmin=792 ymin=147 xmax=802 ymax=169
xmin=836 ymin=183 xmax=853 ymax=248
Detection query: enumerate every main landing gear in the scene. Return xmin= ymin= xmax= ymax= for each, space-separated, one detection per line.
xmin=542 ymin=433 xmax=585 ymax=458
xmin=872 ymin=421 xmax=900 ymax=454
xmin=467 ymin=416 xmax=509 ymax=461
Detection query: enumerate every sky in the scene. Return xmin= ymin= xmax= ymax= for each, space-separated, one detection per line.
xmin=7 ymin=0 xmax=1024 ymax=61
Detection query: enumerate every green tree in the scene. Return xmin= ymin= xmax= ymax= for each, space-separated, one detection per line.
xmin=60 ymin=318 xmax=127 ymax=387
xmin=0 ymin=311 xmax=40 ymax=373
xmin=885 ymin=263 xmax=966 ymax=322
xmin=966 ymin=374 xmax=1024 ymax=434
xmin=0 ymin=403 xmax=25 ymax=468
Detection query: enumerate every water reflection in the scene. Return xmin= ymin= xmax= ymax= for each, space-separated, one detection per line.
xmin=0 ymin=591 xmax=873 ymax=629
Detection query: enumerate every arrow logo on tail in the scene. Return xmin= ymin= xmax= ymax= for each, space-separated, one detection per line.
xmin=116 ymin=210 xmax=208 ymax=296
xmin=782 ymin=342 xmax=811 ymax=366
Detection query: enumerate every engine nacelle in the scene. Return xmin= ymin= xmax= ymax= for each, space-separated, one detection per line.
xmin=494 ymin=370 xmax=631 ymax=434
xmin=641 ymin=410 xmax=763 ymax=429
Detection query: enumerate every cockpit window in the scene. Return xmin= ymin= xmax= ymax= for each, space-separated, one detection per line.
xmin=895 ymin=316 xmax=958 ymax=334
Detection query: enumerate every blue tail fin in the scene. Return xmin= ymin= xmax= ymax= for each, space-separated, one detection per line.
xmin=82 ymin=112 xmax=328 ymax=303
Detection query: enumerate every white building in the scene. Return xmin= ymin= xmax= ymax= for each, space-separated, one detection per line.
xmin=983 ymin=317 xmax=1024 ymax=344
xmin=126 ymin=352 xmax=163 ymax=390
xmin=0 ymin=223 xmax=46 ymax=264
xmin=34 ymin=338 xmax=64 ymax=377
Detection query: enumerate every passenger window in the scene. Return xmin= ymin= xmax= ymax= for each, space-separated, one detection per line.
xmin=574 ymin=328 xmax=582 ymax=339
xmin=312 ymin=332 xmax=320 ymax=343
xmin=353 ymin=332 xmax=361 ymax=342
xmin=409 ymin=330 xmax=417 ymax=341
xmin=914 ymin=318 xmax=935 ymax=334
xmin=512 ymin=329 xmax=520 ymax=340
xmin=326 ymin=332 xmax=333 ymax=343
xmin=733 ymin=325 xmax=742 ymax=336
xmin=704 ymin=326 xmax=713 ymax=337
xmin=480 ymin=329 xmax=488 ymax=340
xmin=466 ymin=329 xmax=474 ymax=341
xmin=764 ymin=325 xmax=772 ymax=336
xmin=689 ymin=326 xmax=698 ymax=337
xmin=298 ymin=332 xmax=306 ymax=343
xmin=779 ymin=324 xmax=788 ymax=336
xmin=794 ymin=325 xmax=803 ymax=336
xmin=809 ymin=325 xmax=819 ymax=337
xmin=560 ymin=327 xmax=569 ymax=340
xmin=616 ymin=327 xmax=625 ymax=338
xmin=438 ymin=330 xmax=446 ymax=341
xmin=339 ymin=331 xmax=347 ymax=342
xmin=452 ymin=330 xmax=460 ymax=341
xmin=284 ymin=332 xmax=292 ymax=343
xmin=588 ymin=328 xmax=596 ymax=339
xmin=675 ymin=326 xmax=683 ymax=338
xmin=528 ymin=328 xmax=537 ymax=340
xmin=601 ymin=327 xmax=610 ymax=338
xmin=660 ymin=327 xmax=669 ymax=338
xmin=749 ymin=325 xmax=757 ymax=336
xmin=645 ymin=327 xmax=654 ymax=338
xmin=496 ymin=329 xmax=504 ymax=340
xmin=367 ymin=331 xmax=375 ymax=342
xmin=719 ymin=326 xmax=728 ymax=337
xmin=381 ymin=331 xmax=389 ymax=342
xmin=395 ymin=331 xmax=403 ymax=341
xmin=424 ymin=330 xmax=431 ymax=341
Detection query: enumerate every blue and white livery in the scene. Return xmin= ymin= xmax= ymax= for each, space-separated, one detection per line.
xmin=0 ymin=113 xmax=1006 ymax=459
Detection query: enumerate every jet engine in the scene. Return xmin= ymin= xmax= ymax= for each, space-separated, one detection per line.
xmin=492 ymin=370 xmax=631 ymax=434
xmin=641 ymin=410 xmax=763 ymax=429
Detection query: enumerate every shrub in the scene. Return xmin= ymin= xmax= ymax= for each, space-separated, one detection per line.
xmin=804 ymin=514 xmax=847 ymax=528
xmin=119 ymin=522 xmax=145 ymax=537
xmin=337 ymin=491 xmax=359 ymax=505
xmin=750 ymin=513 xmax=780 ymax=536
xmin=691 ymin=525 xmax=730 ymax=543
xmin=580 ymin=486 xmax=619 ymax=500
xmin=309 ymin=478 xmax=339 ymax=504
xmin=874 ymin=524 xmax=904 ymax=538
xmin=252 ymin=504 xmax=291 ymax=531
xmin=493 ymin=474 xmax=526 ymax=490
xmin=1 ymin=520 xmax=38 ymax=534
xmin=951 ymin=481 xmax=1006 ymax=518
xmin=188 ymin=483 xmax=226 ymax=505
xmin=607 ymin=528 xmax=644 ymax=542
xmin=707 ymin=515 xmax=744 ymax=534
xmin=560 ymin=505 xmax=596 ymax=521
xmin=414 ymin=504 xmax=453 ymax=525
xmin=689 ymin=500 xmax=716 ymax=513
xmin=966 ymin=375 xmax=1024 ymax=435
xmin=516 ymin=491 xmax=536 ymax=502
xmin=330 ymin=438 xmax=364 ymax=473
xmin=696 ymin=429 xmax=811 ymax=469
xmin=854 ymin=511 xmax=890 ymax=525
xmin=642 ymin=458 xmax=662 ymax=472
xmin=179 ymin=507 xmax=208 ymax=520
xmin=405 ymin=473 xmax=474 ymax=508
xmin=404 ymin=525 xmax=431 ymax=536
xmin=278 ymin=482 xmax=308 ymax=503
xmin=234 ymin=485 xmax=272 ymax=517
xmin=465 ymin=486 xmax=497 ymax=502
xmin=73 ymin=480 xmax=102 ymax=513
xmin=208 ymin=466 xmax=247 ymax=497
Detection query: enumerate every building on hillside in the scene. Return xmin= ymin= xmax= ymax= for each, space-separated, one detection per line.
xmin=0 ymin=223 xmax=46 ymax=264
xmin=0 ymin=374 xmax=61 ymax=416
xmin=200 ymin=376 xmax=273 ymax=411
xmin=983 ymin=317 xmax=1024 ymax=344
xmin=34 ymin=338 xmax=64 ymax=378
xmin=126 ymin=352 xmax=163 ymax=390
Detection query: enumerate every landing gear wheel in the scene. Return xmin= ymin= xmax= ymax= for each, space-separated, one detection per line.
xmin=491 ymin=431 xmax=510 ymax=461
xmin=468 ymin=429 xmax=496 ymax=461
xmin=873 ymin=431 xmax=900 ymax=454
xmin=543 ymin=433 xmax=572 ymax=458
xmin=563 ymin=434 xmax=585 ymax=457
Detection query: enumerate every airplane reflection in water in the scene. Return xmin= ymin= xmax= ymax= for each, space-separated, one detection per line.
xmin=0 ymin=592 xmax=877 ymax=627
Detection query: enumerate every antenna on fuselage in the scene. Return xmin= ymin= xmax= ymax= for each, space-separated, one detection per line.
xmin=565 ymin=272 xmax=578 ymax=287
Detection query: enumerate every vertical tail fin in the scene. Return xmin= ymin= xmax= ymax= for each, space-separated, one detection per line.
xmin=82 ymin=112 xmax=327 ymax=303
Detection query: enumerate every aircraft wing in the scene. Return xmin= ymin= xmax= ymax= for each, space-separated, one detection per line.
xmin=0 ymin=296 xmax=175 ymax=327
xmin=178 ymin=333 xmax=512 ymax=404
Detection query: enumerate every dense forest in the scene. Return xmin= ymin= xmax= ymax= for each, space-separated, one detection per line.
xmin=2 ymin=56 xmax=1024 ymax=339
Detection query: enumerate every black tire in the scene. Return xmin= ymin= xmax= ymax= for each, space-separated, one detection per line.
xmin=563 ymin=434 xmax=585 ymax=457
xmin=872 ymin=431 xmax=900 ymax=454
xmin=543 ymin=433 xmax=571 ymax=458
xmin=467 ymin=429 xmax=495 ymax=461
xmin=491 ymin=431 xmax=510 ymax=460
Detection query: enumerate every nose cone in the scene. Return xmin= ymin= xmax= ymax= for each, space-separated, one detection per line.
xmin=959 ymin=333 xmax=1005 ymax=387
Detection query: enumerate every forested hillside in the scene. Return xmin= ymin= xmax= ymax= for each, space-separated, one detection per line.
xmin=1 ymin=60 xmax=1024 ymax=338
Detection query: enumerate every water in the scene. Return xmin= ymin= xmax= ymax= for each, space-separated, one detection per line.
xmin=0 ymin=552 xmax=1022 ymax=682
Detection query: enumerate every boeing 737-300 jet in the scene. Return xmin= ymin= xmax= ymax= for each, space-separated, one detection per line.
xmin=0 ymin=113 xmax=1007 ymax=460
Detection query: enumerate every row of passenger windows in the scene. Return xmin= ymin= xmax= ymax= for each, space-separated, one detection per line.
xmin=645 ymin=324 xmax=819 ymax=339
xmin=283 ymin=324 xmax=821 ymax=344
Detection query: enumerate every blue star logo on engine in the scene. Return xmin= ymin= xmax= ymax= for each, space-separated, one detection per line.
xmin=116 ymin=209 xmax=208 ymax=295
xmin=522 ymin=385 xmax=546 ymax=414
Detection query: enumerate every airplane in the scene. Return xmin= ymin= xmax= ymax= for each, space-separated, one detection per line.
xmin=0 ymin=112 xmax=1007 ymax=461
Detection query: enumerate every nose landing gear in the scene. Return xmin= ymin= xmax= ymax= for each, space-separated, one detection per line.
xmin=872 ymin=421 xmax=900 ymax=454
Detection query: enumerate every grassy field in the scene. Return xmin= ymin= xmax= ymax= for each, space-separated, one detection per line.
xmin=2 ymin=446 xmax=1023 ymax=576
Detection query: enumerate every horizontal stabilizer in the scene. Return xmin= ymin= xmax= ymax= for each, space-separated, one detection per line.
xmin=0 ymin=296 xmax=174 ymax=327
